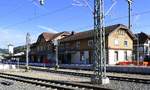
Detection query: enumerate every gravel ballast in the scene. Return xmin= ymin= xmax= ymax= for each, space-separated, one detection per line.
xmin=99 ymin=80 xmax=150 ymax=90
xmin=0 ymin=70 xmax=150 ymax=90
xmin=0 ymin=77 xmax=53 ymax=90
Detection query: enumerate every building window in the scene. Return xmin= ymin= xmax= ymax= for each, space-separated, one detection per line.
xmin=146 ymin=40 xmax=148 ymax=44
xmin=124 ymin=41 xmax=128 ymax=47
xmin=37 ymin=46 xmax=40 ymax=51
xmin=124 ymin=51 xmax=128 ymax=60
xmin=114 ymin=39 xmax=119 ymax=46
xmin=40 ymin=46 xmax=43 ymax=51
xmin=88 ymin=40 xmax=93 ymax=47
xmin=42 ymin=46 xmax=44 ymax=51
xmin=114 ymin=51 xmax=119 ymax=62
xmin=118 ymin=30 xmax=125 ymax=35
xmin=64 ymin=43 xmax=70 ymax=49
xmin=76 ymin=41 xmax=80 ymax=48
xmin=66 ymin=43 xmax=70 ymax=47
xmin=43 ymin=46 xmax=45 ymax=50
xmin=47 ymin=46 xmax=50 ymax=50
xmin=145 ymin=46 xmax=148 ymax=53
xmin=45 ymin=45 xmax=48 ymax=50
xmin=60 ymin=43 xmax=64 ymax=47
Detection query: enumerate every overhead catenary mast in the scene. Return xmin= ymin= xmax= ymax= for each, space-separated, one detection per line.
xmin=91 ymin=0 xmax=109 ymax=84
xmin=39 ymin=0 xmax=45 ymax=5
xmin=126 ymin=0 xmax=138 ymax=65
xmin=127 ymin=0 xmax=132 ymax=30
xmin=25 ymin=32 xmax=31 ymax=72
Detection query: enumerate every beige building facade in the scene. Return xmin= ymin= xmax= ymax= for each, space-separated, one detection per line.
xmin=59 ymin=24 xmax=136 ymax=65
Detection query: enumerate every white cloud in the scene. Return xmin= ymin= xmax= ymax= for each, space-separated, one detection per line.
xmin=0 ymin=25 xmax=59 ymax=49
xmin=0 ymin=28 xmax=35 ymax=49
xmin=0 ymin=25 xmax=58 ymax=49
xmin=133 ymin=15 xmax=141 ymax=25
xmin=132 ymin=15 xmax=141 ymax=32
xmin=37 ymin=25 xmax=58 ymax=33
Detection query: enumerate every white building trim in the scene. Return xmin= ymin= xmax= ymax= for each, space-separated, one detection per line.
xmin=108 ymin=49 xmax=132 ymax=65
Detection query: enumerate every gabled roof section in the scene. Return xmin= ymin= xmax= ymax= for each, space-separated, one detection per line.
xmin=42 ymin=32 xmax=56 ymax=41
xmin=52 ymin=31 xmax=70 ymax=40
xmin=37 ymin=31 xmax=70 ymax=43
xmin=105 ymin=24 xmax=126 ymax=35
xmin=30 ymin=42 xmax=37 ymax=48
xmin=37 ymin=32 xmax=56 ymax=42
xmin=60 ymin=24 xmax=136 ymax=42
xmin=135 ymin=32 xmax=150 ymax=44
xmin=8 ymin=44 xmax=13 ymax=46
xmin=60 ymin=30 xmax=94 ymax=42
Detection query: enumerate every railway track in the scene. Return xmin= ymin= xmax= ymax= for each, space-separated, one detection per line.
xmin=24 ymin=66 xmax=150 ymax=84
xmin=51 ymin=70 xmax=150 ymax=84
xmin=0 ymin=72 xmax=111 ymax=90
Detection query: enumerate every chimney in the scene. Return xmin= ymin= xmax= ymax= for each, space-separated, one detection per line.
xmin=71 ymin=31 xmax=75 ymax=35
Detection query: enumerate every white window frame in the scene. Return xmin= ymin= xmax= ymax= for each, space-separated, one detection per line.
xmin=65 ymin=43 xmax=70 ymax=47
xmin=114 ymin=51 xmax=119 ymax=62
xmin=37 ymin=46 xmax=40 ymax=51
xmin=118 ymin=30 xmax=125 ymax=35
xmin=124 ymin=51 xmax=128 ymax=60
xmin=124 ymin=40 xmax=128 ymax=47
xmin=76 ymin=41 xmax=80 ymax=48
xmin=114 ymin=39 xmax=119 ymax=46
xmin=88 ymin=40 xmax=93 ymax=47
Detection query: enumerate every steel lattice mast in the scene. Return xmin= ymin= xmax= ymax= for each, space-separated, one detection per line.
xmin=26 ymin=32 xmax=31 ymax=71
xmin=92 ymin=0 xmax=109 ymax=84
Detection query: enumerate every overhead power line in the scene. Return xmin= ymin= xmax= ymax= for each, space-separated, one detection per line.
xmin=2 ymin=5 xmax=73 ymax=30
xmin=68 ymin=9 xmax=150 ymax=31
xmin=107 ymin=9 xmax=150 ymax=22
xmin=0 ymin=0 xmax=42 ymax=19
xmin=0 ymin=2 xmax=25 ymax=19
xmin=2 ymin=5 xmax=150 ymax=30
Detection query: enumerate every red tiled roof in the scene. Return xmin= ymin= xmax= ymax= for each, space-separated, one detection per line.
xmin=37 ymin=31 xmax=70 ymax=42
xmin=52 ymin=31 xmax=70 ymax=40
xmin=42 ymin=32 xmax=56 ymax=41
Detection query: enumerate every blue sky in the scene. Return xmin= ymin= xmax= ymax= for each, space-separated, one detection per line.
xmin=0 ymin=0 xmax=150 ymax=48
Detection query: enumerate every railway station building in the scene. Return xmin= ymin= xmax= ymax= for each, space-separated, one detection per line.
xmin=59 ymin=24 xmax=136 ymax=65
xmin=133 ymin=32 xmax=150 ymax=61
xmin=29 ymin=32 xmax=70 ymax=64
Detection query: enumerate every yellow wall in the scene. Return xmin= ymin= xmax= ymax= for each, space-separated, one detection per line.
xmin=61 ymin=29 xmax=133 ymax=51
xmin=108 ymin=28 xmax=133 ymax=50
xmin=61 ymin=38 xmax=93 ymax=51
